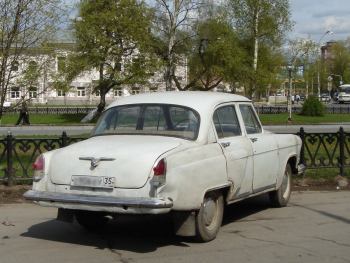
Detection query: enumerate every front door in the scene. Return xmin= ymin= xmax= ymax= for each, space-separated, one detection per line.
xmin=213 ymin=104 xmax=254 ymax=199
xmin=239 ymin=104 xmax=279 ymax=192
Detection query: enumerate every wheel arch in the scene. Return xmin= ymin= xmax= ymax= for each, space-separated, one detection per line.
xmin=287 ymin=155 xmax=298 ymax=175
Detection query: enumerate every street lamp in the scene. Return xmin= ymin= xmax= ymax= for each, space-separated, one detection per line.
xmin=317 ymin=30 xmax=333 ymax=99
xmin=287 ymin=65 xmax=293 ymax=121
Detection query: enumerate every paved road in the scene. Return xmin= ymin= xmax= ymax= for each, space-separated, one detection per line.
xmin=1 ymin=191 xmax=349 ymax=263
xmin=1 ymin=124 xmax=350 ymax=136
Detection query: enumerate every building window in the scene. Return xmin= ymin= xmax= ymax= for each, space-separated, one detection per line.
xmin=29 ymin=87 xmax=37 ymax=98
xmin=12 ymin=61 xmax=19 ymax=71
xmin=114 ymin=88 xmax=122 ymax=97
xmin=131 ymin=88 xmax=140 ymax=95
xmin=10 ymin=87 xmax=20 ymax=98
xmin=77 ymin=87 xmax=86 ymax=97
xmin=57 ymin=90 xmax=65 ymax=97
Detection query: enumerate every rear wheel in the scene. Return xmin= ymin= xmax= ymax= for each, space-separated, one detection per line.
xmin=75 ymin=211 xmax=109 ymax=231
xmin=269 ymin=163 xmax=292 ymax=207
xmin=195 ymin=192 xmax=224 ymax=242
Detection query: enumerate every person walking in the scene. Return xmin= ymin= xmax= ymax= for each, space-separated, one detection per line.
xmin=16 ymin=97 xmax=30 ymax=125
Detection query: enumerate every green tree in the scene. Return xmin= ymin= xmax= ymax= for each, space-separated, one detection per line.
xmin=72 ymin=0 xmax=158 ymax=115
xmin=186 ymin=19 xmax=247 ymax=91
xmin=0 ymin=0 xmax=66 ymax=120
xmin=228 ymin=0 xmax=292 ymax=98
xmin=152 ymin=0 xmax=201 ymax=91
xmin=326 ymin=41 xmax=350 ymax=86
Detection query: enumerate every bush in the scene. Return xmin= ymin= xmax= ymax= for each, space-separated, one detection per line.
xmin=300 ymin=96 xmax=325 ymax=116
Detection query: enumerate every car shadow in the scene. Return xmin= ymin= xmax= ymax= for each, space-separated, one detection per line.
xmin=21 ymin=195 xmax=272 ymax=252
xmin=222 ymin=194 xmax=272 ymax=225
xmin=21 ymin=214 xmax=189 ymax=253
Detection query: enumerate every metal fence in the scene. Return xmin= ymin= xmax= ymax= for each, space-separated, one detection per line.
xmin=0 ymin=128 xmax=349 ymax=185
xmin=2 ymin=105 xmax=350 ymax=115
xmin=297 ymin=127 xmax=350 ymax=176
xmin=3 ymin=107 xmax=95 ymax=115
xmin=0 ymin=132 xmax=87 ymax=185
xmin=255 ymin=105 xmax=350 ymax=114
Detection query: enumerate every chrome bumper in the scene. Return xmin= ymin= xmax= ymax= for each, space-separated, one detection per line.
xmin=297 ymin=164 xmax=306 ymax=175
xmin=23 ymin=190 xmax=173 ymax=209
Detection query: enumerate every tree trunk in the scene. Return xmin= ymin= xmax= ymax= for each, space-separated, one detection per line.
xmin=97 ymin=64 xmax=106 ymax=115
xmin=97 ymin=90 xmax=106 ymax=114
xmin=251 ymin=4 xmax=260 ymax=100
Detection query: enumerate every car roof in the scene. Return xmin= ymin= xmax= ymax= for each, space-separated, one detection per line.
xmin=106 ymin=91 xmax=251 ymax=112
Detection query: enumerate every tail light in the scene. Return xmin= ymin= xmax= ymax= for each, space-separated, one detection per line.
xmin=32 ymin=155 xmax=45 ymax=182
xmin=151 ymin=158 xmax=166 ymax=186
xmin=153 ymin=158 xmax=166 ymax=176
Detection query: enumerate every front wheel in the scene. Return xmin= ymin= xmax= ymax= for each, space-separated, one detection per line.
xmin=195 ymin=192 xmax=224 ymax=242
xmin=269 ymin=163 xmax=292 ymax=207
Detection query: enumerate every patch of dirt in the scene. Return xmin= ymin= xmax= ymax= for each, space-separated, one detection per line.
xmin=292 ymin=177 xmax=350 ymax=191
xmin=0 ymin=185 xmax=31 ymax=204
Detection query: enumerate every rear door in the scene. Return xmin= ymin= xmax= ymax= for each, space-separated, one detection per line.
xmin=213 ymin=104 xmax=254 ymax=199
xmin=238 ymin=104 xmax=279 ymax=192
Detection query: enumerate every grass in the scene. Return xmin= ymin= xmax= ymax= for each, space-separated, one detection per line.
xmin=0 ymin=114 xmax=87 ymax=125
xmin=259 ymin=113 xmax=350 ymax=125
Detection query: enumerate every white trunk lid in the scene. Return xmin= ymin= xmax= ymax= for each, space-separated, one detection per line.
xmin=49 ymin=135 xmax=182 ymax=188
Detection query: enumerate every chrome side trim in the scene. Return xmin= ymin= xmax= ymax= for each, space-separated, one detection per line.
xmin=23 ymin=190 xmax=173 ymax=209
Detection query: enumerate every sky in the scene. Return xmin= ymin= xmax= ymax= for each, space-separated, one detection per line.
xmin=290 ymin=0 xmax=350 ymax=43
xmin=65 ymin=0 xmax=350 ymax=44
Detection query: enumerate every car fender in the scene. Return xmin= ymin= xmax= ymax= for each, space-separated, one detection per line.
xmin=160 ymin=143 xmax=228 ymax=210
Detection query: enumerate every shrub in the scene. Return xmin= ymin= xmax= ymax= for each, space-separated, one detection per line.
xmin=300 ymin=96 xmax=325 ymax=116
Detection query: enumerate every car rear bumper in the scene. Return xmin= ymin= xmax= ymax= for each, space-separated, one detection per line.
xmin=23 ymin=190 xmax=173 ymax=209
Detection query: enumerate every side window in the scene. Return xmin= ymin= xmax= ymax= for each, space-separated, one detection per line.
xmin=239 ymin=104 xmax=262 ymax=134
xmin=213 ymin=106 xmax=241 ymax=138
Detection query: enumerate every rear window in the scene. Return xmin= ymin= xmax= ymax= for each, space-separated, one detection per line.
xmin=93 ymin=104 xmax=200 ymax=140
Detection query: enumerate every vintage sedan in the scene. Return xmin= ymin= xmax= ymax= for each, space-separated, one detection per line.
xmin=24 ymin=92 xmax=304 ymax=242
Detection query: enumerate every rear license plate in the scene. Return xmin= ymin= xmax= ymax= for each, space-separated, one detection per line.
xmin=71 ymin=175 xmax=115 ymax=189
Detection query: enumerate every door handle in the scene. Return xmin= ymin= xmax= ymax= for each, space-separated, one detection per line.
xmin=221 ymin=142 xmax=231 ymax=148
xmin=250 ymin=138 xmax=258 ymax=143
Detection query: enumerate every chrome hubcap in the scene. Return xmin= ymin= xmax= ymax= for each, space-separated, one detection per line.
xmin=203 ymin=198 xmax=217 ymax=227
xmin=281 ymin=169 xmax=290 ymax=199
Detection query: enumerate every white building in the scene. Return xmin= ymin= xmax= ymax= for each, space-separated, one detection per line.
xmin=5 ymin=43 xmax=188 ymax=106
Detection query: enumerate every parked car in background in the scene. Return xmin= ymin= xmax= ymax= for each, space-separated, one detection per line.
xmin=3 ymin=101 xmax=12 ymax=107
xmin=338 ymin=84 xmax=350 ymax=104
xmin=24 ymin=92 xmax=304 ymax=242
xmin=320 ymin=93 xmax=331 ymax=103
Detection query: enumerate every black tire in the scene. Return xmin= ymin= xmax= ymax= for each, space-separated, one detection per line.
xmin=195 ymin=192 xmax=224 ymax=242
xmin=75 ymin=210 xmax=109 ymax=231
xmin=269 ymin=163 xmax=292 ymax=207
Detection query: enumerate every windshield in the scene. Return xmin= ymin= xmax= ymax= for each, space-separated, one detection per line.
xmin=92 ymin=104 xmax=200 ymax=140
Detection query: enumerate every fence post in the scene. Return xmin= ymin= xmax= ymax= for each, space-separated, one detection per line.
xmin=299 ymin=127 xmax=306 ymax=166
xmin=339 ymin=126 xmax=345 ymax=177
xmin=5 ymin=131 xmax=14 ymax=186
xmin=61 ymin=131 xmax=68 ymax=147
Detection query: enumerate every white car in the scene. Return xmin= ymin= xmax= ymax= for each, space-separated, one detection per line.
xmin=24 ymin=92 xmax=304 ymax=242
xmin=338 ymin=84 xmax=350 ymax=103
